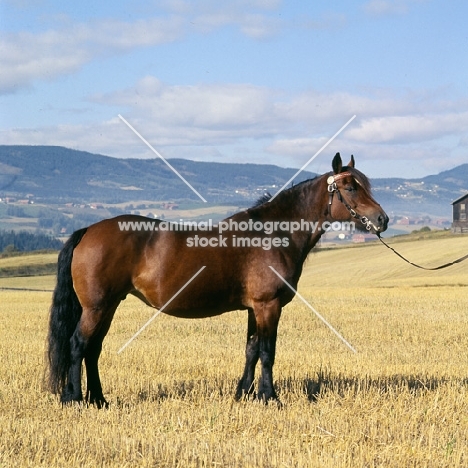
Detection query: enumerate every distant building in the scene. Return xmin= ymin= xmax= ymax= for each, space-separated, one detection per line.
xmin=452 ymin=193 xmax=468 ymax=233
xmin=352 ymin=234 xmax=376 ymax=243
xmin=161 ymin=202 xmax=179 ymax=210
xmin=396 ymin=217 xmax=415 ymax=225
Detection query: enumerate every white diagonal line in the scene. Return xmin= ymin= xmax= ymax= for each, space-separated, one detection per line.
xmin=118 ymin=114 xmax=207 ymax=203
xmin=268 ymin=266 xmax=357 ymax=353
xmin=269 ymin=115 xmax=357 ymax=202
xmin=117 ymin=266 xmax=206 ymax=354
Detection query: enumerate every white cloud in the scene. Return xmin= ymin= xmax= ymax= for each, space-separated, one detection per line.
xmin=0 ymin=0 xmax=288 ymax=94
xmin=363 ymin=0 xmax=408 ymax=16
xmin=92 ymin=77 xmax=283 ymax=139
xmin=301 ymin=12 xmax=347 ymax=30
xmin=180 ymin=11 xmax=280 ymax=38
xmin=239 ymin=13 xmax=282 ymax=39
xmin=0 ymin=2 xmax=354 ymax=94
xmin=347 ymin=112 xmax=468 ymax=144
xmin=265 ymin=136 xmax=332 ymax=157
xmin=160 ymin=0 xmax=282 ymax=15
xmin=3 ymin=76 xmax=467 ymax=177
xmin=362 ymin=0 xmax=426 ymax=17
xmin=0 ymin=17 xmax=184 ymax=93
xmin=0 ymin=118 xmax=125 ymax=154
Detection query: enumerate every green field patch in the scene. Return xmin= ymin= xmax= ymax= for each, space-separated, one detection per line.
xmin=0 ymin=252 xmax=58 ymax=278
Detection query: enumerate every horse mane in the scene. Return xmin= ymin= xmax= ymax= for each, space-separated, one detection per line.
xmin=348 ymin=167 xmax=372 ymax=193
xmin=250 ymin=178 xmax=317 ymax=209
xmin=252 ymin=192 xmax=273 ymax=207
xmin=248 ymin=168 xmax=372 ymax=211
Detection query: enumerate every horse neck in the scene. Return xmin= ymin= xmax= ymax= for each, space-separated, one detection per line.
xmin=256 ymin=175 xmax=327 ymax=219
xmin=247 ymin=175 xmax=329 ymax=252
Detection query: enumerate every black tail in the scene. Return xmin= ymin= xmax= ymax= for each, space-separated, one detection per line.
xmin=47 ymin=227 xmax=88 ymax=394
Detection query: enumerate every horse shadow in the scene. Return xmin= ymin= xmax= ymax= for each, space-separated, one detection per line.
xmin=295 ymin=372 xmax=468 ymax=403
xmin=115 ymin=372 xmax=468 ymax=407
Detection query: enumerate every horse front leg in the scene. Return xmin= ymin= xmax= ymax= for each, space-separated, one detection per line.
xmin=235 ymin=308 xmax=259 ymax=400
xmin=255 ymin=299 xmax=282 ymax=403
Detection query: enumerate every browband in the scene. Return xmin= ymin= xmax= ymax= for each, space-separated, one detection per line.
xmin=326 ymin=171 xmax=352 ymax=185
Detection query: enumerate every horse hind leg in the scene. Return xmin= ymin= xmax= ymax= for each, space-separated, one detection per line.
xmin=60 ymin=325 xmax=86 ymax=405
xmin=84 ymin=303 xmax=120 ymax=408
xmin=84 ymin=339 xmax=107 ymax=408
xmin=235 ymin=308 xmax=260 ymax=400
xmin=61 ymin=304 xmax=118 ymax=408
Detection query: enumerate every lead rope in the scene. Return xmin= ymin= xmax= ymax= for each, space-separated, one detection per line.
xmin=376 ymin=234 xmax=468 ymax=271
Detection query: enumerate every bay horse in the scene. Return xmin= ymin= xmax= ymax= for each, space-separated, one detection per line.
xmin=47 ymin=153 xmax=388 ymax=407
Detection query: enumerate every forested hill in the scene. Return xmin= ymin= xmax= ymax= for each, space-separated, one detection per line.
xmin=0 ymin=145 xmax=316 ymax=203
xmin=0 ymin=146 xmax=467 ymax=216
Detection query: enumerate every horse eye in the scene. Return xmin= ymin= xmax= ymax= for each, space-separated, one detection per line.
xmin=346 ymin=186 xmax=356 ymax=193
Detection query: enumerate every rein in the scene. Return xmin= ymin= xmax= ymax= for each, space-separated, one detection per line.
xmin=375 ymin=235 xmax=468 ymax=271
xmin=327 ymin=171 xmax=468 ymax=271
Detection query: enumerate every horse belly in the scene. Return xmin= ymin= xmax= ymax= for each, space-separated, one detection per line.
xmin=131 ymin=238 xmax=247 ymax=318
xmin=149 ymin=276 xmax=246 ymax=318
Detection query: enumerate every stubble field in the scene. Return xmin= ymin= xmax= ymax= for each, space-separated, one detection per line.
xmin=0 ymin=235 xmax=467 ymax=467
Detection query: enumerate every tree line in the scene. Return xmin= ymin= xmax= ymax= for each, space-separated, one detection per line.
xmin=0 ymin=230 xmax=63 ymax=254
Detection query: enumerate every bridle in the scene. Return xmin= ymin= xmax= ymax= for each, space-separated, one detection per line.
xmin=326 ymin=171 xmax=468 ymax=270
xmin=327 ymin=171 xmax=379 ymax=232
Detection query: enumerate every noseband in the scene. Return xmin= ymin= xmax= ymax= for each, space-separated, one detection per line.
xmin=327 ymin=172 xmax=378 ymax=232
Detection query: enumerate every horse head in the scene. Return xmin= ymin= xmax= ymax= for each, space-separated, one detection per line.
xmin=327 ymin=152 xmax=389 ymax=234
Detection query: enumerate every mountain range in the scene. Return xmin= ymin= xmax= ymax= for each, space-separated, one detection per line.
xmin=0 ymin=145 xmax=467 ymax=219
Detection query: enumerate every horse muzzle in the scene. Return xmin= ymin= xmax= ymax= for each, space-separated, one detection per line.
xmin=362 ymin=211 xmax=389 ymax=234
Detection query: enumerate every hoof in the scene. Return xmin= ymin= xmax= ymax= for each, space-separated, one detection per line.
xmin=89 ymin=399 xmax=109 ymax=409
xmin=235 ymin=391 xmax=257 ymax=402
xmin=60 ymin=398 xmax=84 ymax=408
xmin=60 ymin=383 xmax=83 ymax=406
xmin=87 ymin=393 xmax=109 ymax=409
xmin=60 ymin=394 xmax=83 ymax=407
xmin=257 ymin=390 xmax=281 ymax=407
xmin=235 ymin=381 xmax=255 ymax=401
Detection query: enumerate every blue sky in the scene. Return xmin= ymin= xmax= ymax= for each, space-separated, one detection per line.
xmin=1 ymin=0 xmax=467 ymax=179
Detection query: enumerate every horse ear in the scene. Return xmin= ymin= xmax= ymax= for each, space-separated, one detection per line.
xmin=332 ymin=152 xmax=342 ymax=174
xmin=348 ymin=155 xmax=355 ymax=168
